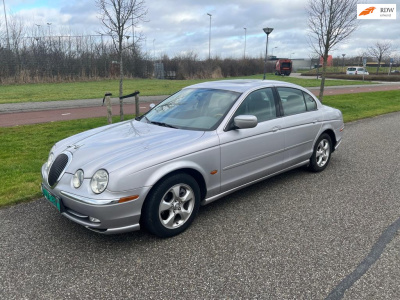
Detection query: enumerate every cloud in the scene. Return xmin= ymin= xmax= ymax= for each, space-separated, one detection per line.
xmin=2 ymin=0 xmax=399 ymax=60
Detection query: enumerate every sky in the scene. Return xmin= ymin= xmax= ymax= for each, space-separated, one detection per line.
xmin=1 ymin=0 xmax=399 ymax=60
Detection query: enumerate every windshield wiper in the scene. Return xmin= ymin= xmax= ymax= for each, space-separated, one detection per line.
xmin=139 ymin=115 xmax=177 ymax=128
xmin=149 ymin=121 xmax=177 ymax=128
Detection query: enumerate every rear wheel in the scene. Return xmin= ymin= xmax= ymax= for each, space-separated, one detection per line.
xmin=141 ymin=173 xmax=200 ymax=238
xmin=309 ymin=133 xmax=332 ymax=172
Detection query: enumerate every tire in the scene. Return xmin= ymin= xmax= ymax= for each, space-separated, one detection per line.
xmin=141 ymin=173 xmax=201 ymax=238
xmin=309 ymin=133 xmax=332 ymax=172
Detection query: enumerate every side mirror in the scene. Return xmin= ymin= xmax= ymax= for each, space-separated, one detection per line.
xmin=149 ymin=103 xmax=156 ymax=109
xmin=233 ymin=115 xmax=258 ymax=129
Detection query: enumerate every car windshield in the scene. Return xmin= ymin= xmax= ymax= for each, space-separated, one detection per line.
xmin=347 ymin=68 xmax=356 ymax=71
xmin=141 ymin=88 xmax=241 ymax=131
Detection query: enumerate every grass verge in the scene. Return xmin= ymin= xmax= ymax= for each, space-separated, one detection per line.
xmin=0 ymin=74 xmax=374 ymax=104
xmin=323 ymin=90 xmax=400 ymax=122
xmin=1 ymin=90 xmax=399 ymax=207
xmin=0 ymin=116 xmax=133 ymax=207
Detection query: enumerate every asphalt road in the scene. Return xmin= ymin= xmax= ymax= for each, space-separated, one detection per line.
xmin=1 ymin=112 xmax=400 ymax=299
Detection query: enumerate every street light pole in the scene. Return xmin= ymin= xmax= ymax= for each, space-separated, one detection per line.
xmin=272 ymin=46 xmax=278 ymax=57
xmin=243 ymin=27 xmax=247 ymax=59
xmin=153 ymin=38 xmax=156 ymax=60
xmin=47 ymin=23 xmax=52 ymax=47
xmin=342 ymin=53 xmax=346 ymax=72
xmin=2 ymin=0 xmax=10 ymax=50
xmin=207 ymin=13 xmax=212 ymax=60
xmin=47 ymin=22 xmax=52 ymax=36
xmin=263 ymin=27 xmax=273 ymax=80
xmin=35 ymin=24 xmax=41 ymax=37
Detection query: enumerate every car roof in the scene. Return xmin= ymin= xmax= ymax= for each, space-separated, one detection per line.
xmin=184 ymin=79 xmax=300 ymax=93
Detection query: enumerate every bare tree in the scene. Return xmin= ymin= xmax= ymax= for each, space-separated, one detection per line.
xmin=367 ymin=41 xmax=392 ymax=74
xmin=96 ymin=0 xmax=147 ymax=121
xmin=0 ymin=17 xmax=3 ymax=41
xmin=9 ymin=15 xmax=25 ymax=53
xmin=307 ymin=0 xmax=358 ymax=101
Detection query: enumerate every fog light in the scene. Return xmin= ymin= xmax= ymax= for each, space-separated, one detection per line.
xmin=89 ymin=216 xmax=100 ymax=223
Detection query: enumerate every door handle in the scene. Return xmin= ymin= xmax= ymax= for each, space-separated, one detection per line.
xmin=272 ymin=126 xmax=280 ymax=132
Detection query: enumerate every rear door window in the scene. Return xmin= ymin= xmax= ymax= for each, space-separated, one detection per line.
xmin=277 ymin=87 xmax=307 ymax=116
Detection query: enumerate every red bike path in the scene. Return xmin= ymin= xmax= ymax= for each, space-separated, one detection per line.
xmin=1 ymin=84 xmax=399 ymax=127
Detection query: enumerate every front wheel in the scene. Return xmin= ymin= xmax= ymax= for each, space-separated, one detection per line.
xmin=309 ymin=133 xmax=332 ymax=172
xmin=141 ymin=173 xmax=201 ymax=238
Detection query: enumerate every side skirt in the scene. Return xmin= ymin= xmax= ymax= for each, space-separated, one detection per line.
xmin=201 ymin=160 xmax=309 ymax=205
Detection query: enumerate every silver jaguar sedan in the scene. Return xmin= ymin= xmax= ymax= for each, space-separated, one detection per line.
xmin=41 ymin=80 xmax=344 ymax=237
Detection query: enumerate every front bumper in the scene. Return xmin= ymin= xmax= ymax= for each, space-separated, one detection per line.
xmin=41 ymin=165 xmax=151 ymax=234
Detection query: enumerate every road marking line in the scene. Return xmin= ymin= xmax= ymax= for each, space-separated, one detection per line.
xmin=62 ymin=113 xmax=71 ymax=116
xmin=326 ymin=216 xmax=400 ymax=300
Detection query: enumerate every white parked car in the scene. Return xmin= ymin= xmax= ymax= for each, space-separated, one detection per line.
xmin=346 ymin=67 xmax=369 ymax=75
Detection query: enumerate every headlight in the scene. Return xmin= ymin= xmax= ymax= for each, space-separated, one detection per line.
xmin=73 ymin=169 xmax=84 ymax=188
xmin=90 ymin=169 xmax=109 ymax=194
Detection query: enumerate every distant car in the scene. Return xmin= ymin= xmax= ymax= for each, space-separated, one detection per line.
xmin=41 ymin=80 xmax=344 ymax=238
xmin=391 ymin=70 xmax=399 ymax=74
xmin=346 ymin=67 xmax=369 ymax=75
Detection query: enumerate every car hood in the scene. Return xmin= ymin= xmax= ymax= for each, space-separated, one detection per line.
xmin=56 ymin=120 xmax=205 ymax=175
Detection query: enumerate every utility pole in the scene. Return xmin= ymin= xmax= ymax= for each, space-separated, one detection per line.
xmin=2 ymin=0 xmax=10 ymax=50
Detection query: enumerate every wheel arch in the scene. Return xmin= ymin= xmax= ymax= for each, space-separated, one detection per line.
xmin=140 ymin=168 xmax=205 ymax=238
xmin=144 ymin=167 xmax=207 ymax=205
xmin=320 ymin=129 xmax=337 ymax=152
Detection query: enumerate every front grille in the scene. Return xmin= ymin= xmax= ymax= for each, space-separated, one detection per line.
xmin=48 ymin=153 xmax=69 ymax=187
